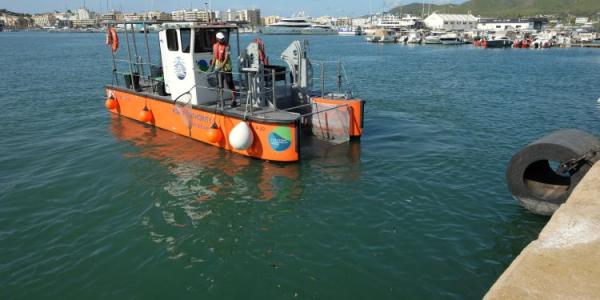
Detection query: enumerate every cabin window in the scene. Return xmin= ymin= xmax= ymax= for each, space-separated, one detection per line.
xmin=194 ymin=29 xmax=212 ymax=53
xmin=181 ymin=28 xmax=191 ymax=53
xmin=166 ymin=29 xmax=178 ymax=51
xmin=194 ymin=29 xmax=230 ymax=53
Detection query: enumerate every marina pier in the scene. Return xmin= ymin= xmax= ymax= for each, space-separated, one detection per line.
xmin=487 ymin=162 xmax=600 ymax=299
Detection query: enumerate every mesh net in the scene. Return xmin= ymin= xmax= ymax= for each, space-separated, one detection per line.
xmin=310 ymin=102 xmax=350 ymax=145
xmin=174 ymin=93 xmax=193 ymax=129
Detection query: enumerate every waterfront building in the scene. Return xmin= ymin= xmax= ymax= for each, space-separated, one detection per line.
xmin=575 ymin=17 xmax=589 ymax=25
xmin=261 ymin=15 xmax=280 ymax=26
xmin=335 ymin=16 xmax=353 ymax=27
xmin=100 ymin=12 xmax=117 ymax=22
xmin=171 ymin=10 xmax=185 ymax=21
xmin=221 ymin=9 xmax=261 ymax=26
xmin=145 ymin=11 xmax=171 ymax=21
xmin=351 ymin=17 xmax=371 ymax=27
xmin=478 ymin=19 xmax=532 ymax=31
xmin=1 ymin=14 xmax=32 ymax=28
xmin=424 ymin=12 xmax=478 ymax=31
xmin=73 ymin=19 xmax=96 ymax=27
xmin=32 ymin=13 xmax=56 ymax=27
xmin=171 ymin=9 xmax=215 ymax=22
xmin=313 ymin=16 xmax=334 ymax=25
xmin=123 ymin=13 xmax=143 ymax=21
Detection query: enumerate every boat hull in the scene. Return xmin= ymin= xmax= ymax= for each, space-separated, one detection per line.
xmin=485 ymin=39 xmax=513 ymax=48
xmin=105 ymin=88 xmax=365 ymax=162
xmin=105 ymin=87 xmax=301 ymax=162
xmin=440 ymin=39 xmax=463 ymax=45
xmin=424 ymin=37 xmax=441 ymax=44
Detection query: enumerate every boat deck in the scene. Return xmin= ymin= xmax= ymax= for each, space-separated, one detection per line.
xmin=107 ymin=85 xmax=302 ymax=125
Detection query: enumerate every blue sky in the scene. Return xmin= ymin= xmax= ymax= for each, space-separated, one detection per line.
xmin=0 ymin=0 xmax=464 ymax=17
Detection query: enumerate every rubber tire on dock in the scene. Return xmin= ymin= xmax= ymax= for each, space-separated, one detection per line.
xmin=506 ymin=129 xmax=600 ymax=216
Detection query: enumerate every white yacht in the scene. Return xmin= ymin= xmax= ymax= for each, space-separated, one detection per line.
xmin=424 ymin=31 xmax=444 ymax=44
xmin=261 ymin=17 xmax=337 ymax=35
xmin=440 ymin=32 xmax=464 ymax=45
xmin=338 ymin=26 xmax=363 ymax=36
xmin=375 ymin=14 xmax=403 ymax=31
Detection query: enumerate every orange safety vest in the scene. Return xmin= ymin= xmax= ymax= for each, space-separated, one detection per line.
xmin=213 ymin=43 xmax=232 ymax=71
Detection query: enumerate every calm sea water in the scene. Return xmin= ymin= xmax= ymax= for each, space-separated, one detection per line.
xmin=1 ymin=32 xmax=599 ymax=299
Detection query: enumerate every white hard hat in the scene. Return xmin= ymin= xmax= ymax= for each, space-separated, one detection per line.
xmin=216 ymin=32 xmax=225 ymax=40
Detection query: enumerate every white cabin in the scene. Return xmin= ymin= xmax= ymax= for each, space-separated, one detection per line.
xmin=158 ymin=23 xmax=238 ymax=105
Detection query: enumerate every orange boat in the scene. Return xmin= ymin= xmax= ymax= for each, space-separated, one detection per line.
xmin=104 ymin=21 xmax=364 ymax=162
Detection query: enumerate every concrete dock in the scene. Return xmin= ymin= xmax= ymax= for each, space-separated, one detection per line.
xmin=485 ymin=163 xmax=600 ymax=299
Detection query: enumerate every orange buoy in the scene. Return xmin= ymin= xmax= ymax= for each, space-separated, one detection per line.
xmin=206 ymin=123 xmax=223 ymax=143
xmin=105 ymin=98 xmax=119 ymax=110
xmin=139 ymin=107 xmax=154 ymax=123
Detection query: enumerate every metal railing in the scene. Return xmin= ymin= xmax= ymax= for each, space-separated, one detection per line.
xmin=310 ymin=59 xmax=354 ymax=99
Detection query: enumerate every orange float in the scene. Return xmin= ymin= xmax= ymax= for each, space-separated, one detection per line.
xmin=206 ymin=124 xmax=223 ymax=143
xmin=105 ymin=98 xmax=119 ymax=110
xmin=139 ymin=107 xmax=154 ymax=123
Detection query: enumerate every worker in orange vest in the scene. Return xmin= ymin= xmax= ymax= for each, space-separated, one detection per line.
xmin=211 ymin=32 xmax=238 ymax=107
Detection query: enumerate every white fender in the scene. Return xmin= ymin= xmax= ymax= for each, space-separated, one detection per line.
xmin=229 ymin=121 xmax=254 ymax=150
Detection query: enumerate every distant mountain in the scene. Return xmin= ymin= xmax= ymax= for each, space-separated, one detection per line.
xmin=0 ymin=9 xmax=30 ymax=17
xmin=390 ymin=3 xmax=445 ymax=16
xmin=391 ymin=0 xmax=600 ymax=18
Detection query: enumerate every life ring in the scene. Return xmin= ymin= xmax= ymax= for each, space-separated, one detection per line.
xmin=106 ymin=27 xmax=119 ymax=53
xmin=255 ymin=38 xmax=269 ymax=65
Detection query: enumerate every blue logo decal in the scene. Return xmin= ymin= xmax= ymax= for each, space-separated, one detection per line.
xmin=174 ymin=57 xmax=186 ymax=80
xmin=268 ymin=127 xmax=292 ymax=152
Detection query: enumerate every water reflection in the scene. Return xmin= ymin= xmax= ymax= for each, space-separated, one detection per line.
xmin=109 ymin=115 xmax=306 ymax=204
xmin=109 ymin=115 xmax=363 ymax=268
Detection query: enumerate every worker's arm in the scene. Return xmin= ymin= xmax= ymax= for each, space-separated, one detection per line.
xmin=224 ymin=46 xmax=231 ymax=65
xmin=209 ymin=44 xmax=217 ymax=70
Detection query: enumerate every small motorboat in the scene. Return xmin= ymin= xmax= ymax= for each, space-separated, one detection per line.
xmin=424 ymin=31 xmax=444 ymax=44
xmin=439 ymin=32 xmax=464 ymax=45
xmin=485 ymin=36 xmax=513 ymax=48
xmin=366 ymin=29 xmax=396 ymax=43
